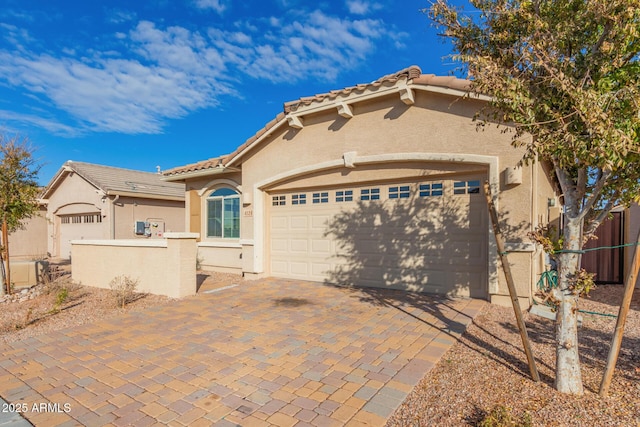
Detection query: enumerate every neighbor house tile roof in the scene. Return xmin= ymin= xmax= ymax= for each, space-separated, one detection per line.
xmin=163 ymin=65 xmax=472 ymax=179
xmin=43 ymin=161 xmax=185 ymax=200
xmin=162 ymin=155 xmax=228 ymax=178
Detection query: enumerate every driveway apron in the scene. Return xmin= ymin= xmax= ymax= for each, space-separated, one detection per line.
xmin=0 ymin=278 xmax=485 ymax=426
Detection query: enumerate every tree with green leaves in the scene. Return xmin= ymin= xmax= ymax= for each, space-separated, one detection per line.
xmin=0 ymin=135 xmax=41 ymax=296
xmin=429 ymin=0 xmax=640 ymax=394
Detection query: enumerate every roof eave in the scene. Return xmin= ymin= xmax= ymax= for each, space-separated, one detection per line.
xmin=225 ymin=120 xmax=288 ymax=168
xmin=411 ymin=84 xmax=492 ymax=101
xmin=40 ymin=164 xmax=80 ymax=199
xmin=104 ymin=190 xmax=185 ymax=201
xmin=161 ymin=166 xmax=241 ymax=182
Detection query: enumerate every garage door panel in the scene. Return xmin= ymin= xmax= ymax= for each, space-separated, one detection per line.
xmin=310 ymin=215 xmax=331 ymax=230
xmin=271 ymin=238 xmax=289 ymax=252
xmin=311 ymin=239 xmax=331 ymax=254
xmin=289 ymin=262 xmax=309 ymax=275
xmin=290 ymin=216 xmax=308 ymax=229
xmin=449 ymin=240 xmax=485 ymax=260
xmin=269 ymin=175 xmax=488 ymax=298
xmin=271 ymin=260 xmax=289 ymax=275
xmin=311 ymin=262 xmax=330 ymax=277
xmin=270 ymin=216 xmax=288 ymax=230
xmin=289 ymin=239 xmax=308 ymax=253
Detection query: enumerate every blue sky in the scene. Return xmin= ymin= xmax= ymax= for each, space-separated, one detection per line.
xmin=0 ymin=0 xmax=470 ymax=185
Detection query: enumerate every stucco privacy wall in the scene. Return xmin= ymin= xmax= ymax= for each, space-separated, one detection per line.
xmin=8 ymin=208 xmax=48 ymax=260
xmin=70 ymin=233 xmax=198 ymax=298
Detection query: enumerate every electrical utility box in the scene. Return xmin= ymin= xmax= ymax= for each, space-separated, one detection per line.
xmin=134 ymin=219 xmax=166 ymax=238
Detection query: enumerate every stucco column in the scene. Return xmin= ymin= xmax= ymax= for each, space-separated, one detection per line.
xmin=164 ymin=232 xmax=199 ymax=298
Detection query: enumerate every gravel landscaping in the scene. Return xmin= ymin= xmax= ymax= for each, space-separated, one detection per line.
xmin=387 ymin=284 xmax=640 ymax=427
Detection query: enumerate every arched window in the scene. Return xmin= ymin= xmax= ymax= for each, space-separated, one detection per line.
xmin=206 ymin=188 xmax=240 ymax=238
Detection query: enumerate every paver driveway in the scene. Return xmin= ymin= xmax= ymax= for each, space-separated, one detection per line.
xmin=0 ymin=278 xmax=484 ymax=426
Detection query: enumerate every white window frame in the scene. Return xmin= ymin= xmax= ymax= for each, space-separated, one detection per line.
xmin=205 ymin=188 xmax=241 ymax=239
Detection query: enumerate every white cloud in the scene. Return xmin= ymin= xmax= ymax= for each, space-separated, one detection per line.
xmin=242 ymin=11 xmax=387 ymax=82
xmin=346 ymin=0 xmax=383 ymax=15
xmin=193 ymin=0 xmax=228 ymax=14
xmin=347 ymin=0 xmax=369 ymax=15
xmin=207 ymin=10 xmax=389 ymax=83
xmin=0 ymin=110 xmax=81 ymax=136
xmin=107 ymin=9 xmax=137 ymax=24
xmin=0 ymin=8 xmax=398 ymax=135
xmin=0 ymin=22 xmax=236 ymax=134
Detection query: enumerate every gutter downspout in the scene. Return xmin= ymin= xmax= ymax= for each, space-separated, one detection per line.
xmin=110 ymin=195 xmax=120 ymax=239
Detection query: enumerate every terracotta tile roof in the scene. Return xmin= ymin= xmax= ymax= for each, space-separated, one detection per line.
xmin=162 ymin=155 xmax=228 ymax=177
xmin=163 ymin=66 xmax=473 ymax=179
xmin=284 ymin=65 xmax=425 ymax=113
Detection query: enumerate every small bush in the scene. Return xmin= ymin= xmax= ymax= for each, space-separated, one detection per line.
xmin=478 ymin=405 xmax=532 ymax=427
xmin=50 ymin=288 xmax=69 ymax=313
xmin=41 ymin=266 xmax=75 ymax=296
xmin=109 ymin=275 xmax=139 ymax=308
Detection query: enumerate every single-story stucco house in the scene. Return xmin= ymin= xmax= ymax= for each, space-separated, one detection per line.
xmin=163 ymin=66 xmax=559 ymax=306
xmin=41 ymin=161 xmax=186 ymax=259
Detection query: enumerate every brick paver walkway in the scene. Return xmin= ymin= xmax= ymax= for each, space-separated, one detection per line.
xmin=0 ymin=278 xmax=485 ymax=426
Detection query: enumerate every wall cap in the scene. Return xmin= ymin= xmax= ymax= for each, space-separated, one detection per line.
xmin=165 ymin=232 xmax=200 ymax=239
xmin=71 ymin=239 xmax=167 ymax=248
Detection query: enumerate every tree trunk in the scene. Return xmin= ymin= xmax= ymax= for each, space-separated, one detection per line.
xmin=553 ymin=215 xmax=584 ymax=394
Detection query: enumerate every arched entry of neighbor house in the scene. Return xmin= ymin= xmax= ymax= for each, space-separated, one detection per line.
xmin=261 ymin=154 xmax=497 ymax=299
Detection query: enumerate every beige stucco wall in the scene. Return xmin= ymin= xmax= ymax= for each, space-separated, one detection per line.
xmin=197 ymin=244 xmax=242 ymax=273
xmin=71 ymin=233 xmax=198 ymax=298
xmin=8 ymin=207 xmax=48 ymax=260
xmin=113 ymin=196 xmax=185 ymax=239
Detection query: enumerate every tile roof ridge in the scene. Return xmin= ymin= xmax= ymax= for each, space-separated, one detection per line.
xmin=162 ymin=155 xmax=229 ymax=176
xmin=65 ymin=160 xmax=163 ymax=176
xmin=283 ymin=65 xmax=424 ymax=114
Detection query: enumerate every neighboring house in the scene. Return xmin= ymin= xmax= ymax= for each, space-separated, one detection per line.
xmin=41 ymin=161 xmax=185 ymax=259
xmin=628 ymin=204 xmax=640 ymax=289
xmin=582 ymin=203 xmax=640 ymax=288
xmin=164 ymin=66 xmax=558 ymax=306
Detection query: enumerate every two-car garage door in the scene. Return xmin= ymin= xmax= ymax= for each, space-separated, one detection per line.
xmin=58 ymin=213 xmax=102 ymax=259
xmin=268 ymin=175 xmax=488 ymax=298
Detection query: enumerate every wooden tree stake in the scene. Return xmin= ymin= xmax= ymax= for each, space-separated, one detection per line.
xmin=484 ymin=181 xmax=540 ymax=382
xmin=599 ymin=229 xmax=640 ymax=396
xmin=1 ymin=220 xmax=9 ymax=295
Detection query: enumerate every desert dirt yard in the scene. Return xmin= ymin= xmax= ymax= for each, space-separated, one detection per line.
xmin=0 ymin=262 xmax=638 ymax=426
